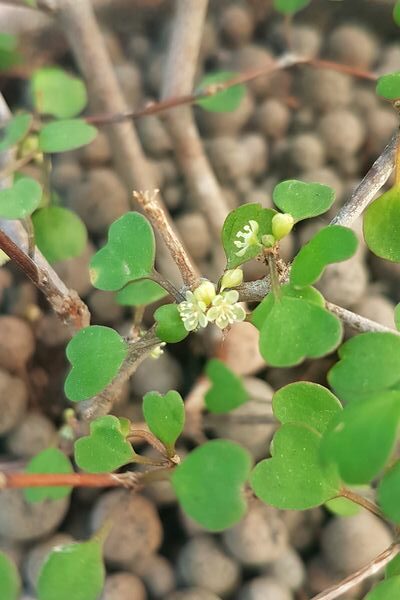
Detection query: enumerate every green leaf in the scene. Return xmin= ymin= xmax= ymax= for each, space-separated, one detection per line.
xmin=32 ymin=206 xmax=87 ymax=263
xmin=154 ymin=303 xmax=188 ymax=343
xmin=394 ymin=1 xmax=400 ymax=26
xmin=363 ymin=186 xmax=400 ymax=262
xmin=251 ymin=283 xmax=324 ymax=330
xmin=258 ymin=296 xmax=342 ymax=367
xmin=172 ymin=439 xmax=252 ymax=531
xmin=395 ymin=304 xmax=400 ymax=331
xmin=376 ymin=73 xmax=400 ymax=100
xmin=90 ymin=212 xmax=155 ymax=291
xmin=205 ymin=359 xmax=248 ymax=414
xmin=32 ymin=67 xmax=87 ymax=119
xmin=222 ymin=203 xmax=276 ymax=268
xmin=37 ymin=539 xmax=105 ymax=600
xmin=378 ymin=461 xmax=400 ymax=524
xmin=320 ymin=392 xmax=400 ymax=484
xmin=195 ymin=71 xmax=245 ymax=112
xmin=251 ymin=424 xmax=340 ymax=510
xmin=38 ymin=119 xmax=98 ymax=153
xmin=24 ymin=448 xmax=73 ymax=503
xmin=328 ymin=332 xmax=400 ymax=402
xmin=386 ymin=555 xmax=400 ymax=578
xmin=0 ymin=113 xmax=32 ymax=152
xmin=364 ymin=577 xmax=400 ymax=600
xmin=0 ymin=33 xmax=22 ymax=71
xmin=0 ymin=552 xmax=20 ymax=600
xmin=273 ymin=0 xmax=311 ymax=14
xmin=325 ymin=497 xmax=361 ymax=517
xmin=290 ymin=226 xmax=358 ymax=288
xmin=0 ymin=177 xmax=41 ymax=219
xmin=143 ymin=390 xmax=185 ymax=453
xmin=273 ymin=382 xmax=342 ymax=434
xmin=74 ymin=415 xmax=134 ymax=473
xmin=65 ymin=326 xmax=128 ymax=402
xmin=116 ymin=279 xmax=167 ymax=307
xmin=273 ymin=180 xmax=335 ymax=222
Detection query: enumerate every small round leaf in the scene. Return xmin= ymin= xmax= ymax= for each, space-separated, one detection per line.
xmin=24 ymin=448 xmax=73 ymax=503
xmin=273 ymin=180 xmax=335 ymax=222
xmin=32 ymin=67 xmax=87 ymax=119
xmin=65 ymin=326 xmax=128 ymax=402
xmin=394 ymin=2 xmax=400 ymax=26
xmin=32 ymin=206 xmax=87 ymax=263
xmin=195 ymin=71 xmax=245 ymax=112
xmin=74 ymin=415 xmax=134 ymax=473
xmin=205 ymin=359 xmax=248 ymax=414
xmin=364 ymin=577 xmax=400 ymax=600
xmin=0 ymin=177 xmax=42 ymax=219
xmin=376 ymin=72 xmax=400 ymax=100
xmin=290 ymin=225 xmax=358 ymax=288
xmin=172 ymin=440 xmax=252 ymax=531
xmin=38 ymin=119 xmax=98 ymax=153
xmin=154 ymin=304 xmax=188 ymax=343
xmin=143 ymin=390 xmax=185 ymax=452
xmin=363 ymin=186 xmax=400 ymax=262
xmin=378 ymin=461 xmax=400 ymax=524
xmin=37 ymin=539 xmax=105 ymax=600
xmin=116 ymin=279 xmax=167 ymax=307
xmin=90 ymin=212 xmax=155 ymax=291
xmin=0 ymin=552 xmax=20 ymax=600
xmin=325 ymin=497 xmax=361 ymax=517
xmin=0 ymin=113 xmax=32 ymax=152
xmin=251 ymin=424 xmax=340 ymax=510
xmin=274 ymin=0 xmax=311 ymax=14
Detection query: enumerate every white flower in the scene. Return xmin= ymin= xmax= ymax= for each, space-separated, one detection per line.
xmin=193 ymin=280 xmax=216 ymax=306
xmin=234 ymin=220 xmax=261 ymax=257
xmin=220 ymin=268 xmax=243 ymax=291
xmin=206 ymin=290 xmax=246 ymax=330
xmin=150 ymin=342 xmax=166 ymax=359
xmin=177 ymin=291 xmax=208 ymax=332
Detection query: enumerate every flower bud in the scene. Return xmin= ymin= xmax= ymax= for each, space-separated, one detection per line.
xmin=272 ymin=213 xmax=294 ymax=241
xmin=193 ymin=280 xmax=216 ymax=306
xmin=261 ymin=234 xmax=276 ymax=248
xmin=220 ymin=268 xmax=243 ymax=291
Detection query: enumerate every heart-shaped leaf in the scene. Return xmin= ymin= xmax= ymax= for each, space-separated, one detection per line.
xmin=65 ymin=326 xmax=128 ymax=402
xmin=90 ymin=212 xmax=155 ymax=291
xmin=74 ymin=415 xmax=134 ymax=473
xmin=205 ymin=358 xmax=248 ymax=414
xmin=195 ymin=71 xmax=246 ymax=113
xmin=251 ymin=423 xmax=340 ymax=510
xmin=32 ymin=67 xmax=87 ymax=119
xmin=251 ymin=283 xmax=325 ymax=330
xmin=364 ymin=577 xmax=400 ymax=600
xmin=0 ymin=177 xmax=42 ymax=219
xmin=363 ymin=186 xmax=400 ymax=262
xmin=328 ymin=332 xmax=400 ymax=403
xmin=222 ymin=203 xmax=276 ymax=268
xmin=0 ymin=552 xmax=20 ymax=600
xmin=24 ymin=448 xmax=73 ymax=503
xmin=0 ymin=113 xmax=32 ymax=152
xmin=376 ymin=72 xmax=400 ymax=100
xmin=290 ymin=225 xmax=358 ymax=288
xmin=37 ymin=539 xmax=105 ymax=600
xmin=273 ymin=180 xmax=335 ymax=222
xmin=274 ymin=0 xmax=311 ymax=14
xmin=143 ymin=390 xmax=185 ymax=454
xmin=378 ymin=461 xmax=400 ymax=524
xmin=258 ymin=296 xmax=342 ymax=367
xmin=154 ymin=304 xmax=188 ymax=343
xmin=273 ymin=382 xmax=342 ymax=434
xmin=116 ymin=279 xmax=167 ymax=307
xmin=172 ymin=439 xmax=252 ymax=531
xmin=32 ymin=206 xmax=87 ymax=263
xmin=320 ymin=392 xmax=400 ymax=485
xmin=38 ymin=119 xmax=98 ymax=153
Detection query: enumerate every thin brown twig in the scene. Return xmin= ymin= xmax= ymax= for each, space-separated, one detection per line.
xmin=340 ymin=488 xmax=387 ymax=522
xmin=0 ymin=471 xmax=140 ymax=490
xmin=311 ymin=543 xmax=400 ymax=600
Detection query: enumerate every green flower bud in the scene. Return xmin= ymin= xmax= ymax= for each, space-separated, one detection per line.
xmin=220 ymin=268 xmax=243 ymax=291
xmin=261 ymin=234 xmax=276 ymax=248
xmin=193 ymin=280 xmax=216 ymax=306
xmin=272 ymin=213 xmax=294 ymax=241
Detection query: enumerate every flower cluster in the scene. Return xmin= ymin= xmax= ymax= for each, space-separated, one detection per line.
xmin=234 ymin=220 xmax=261 ymax=257
xmin=234 ymin=214 xmax=294 ymax=258
xmin=177 ymin=270 xmax=246 ymax=332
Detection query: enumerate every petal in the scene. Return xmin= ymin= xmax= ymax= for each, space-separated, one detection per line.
xmin=232 ymin=304 xmax=246 ymax=322
xmin=216 ymin=315 xmax=229 ymax=329
xmin=198 ymin=313 xmax=208 ymax=328
xmin=223 ymin=290 xmax=239 ymax=304
xmin=206 ymin=307 xmax=219 ymax=322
